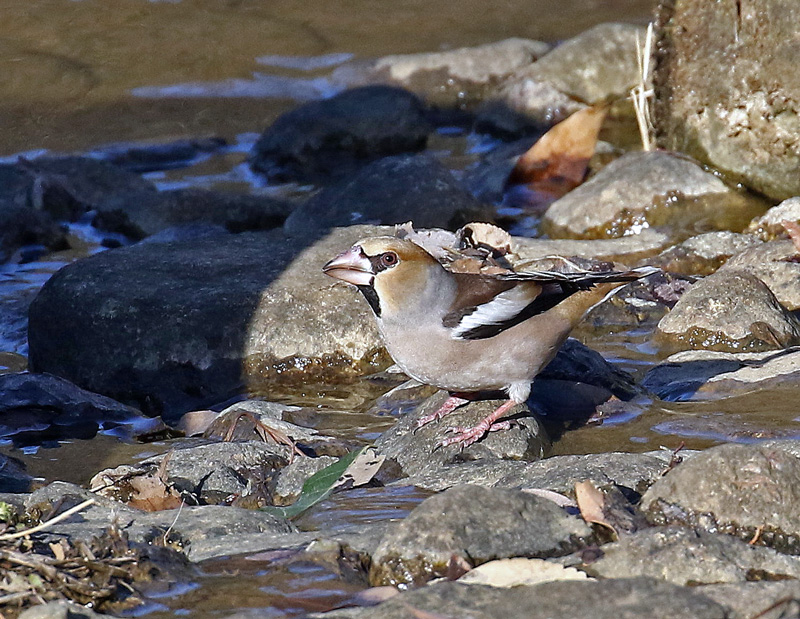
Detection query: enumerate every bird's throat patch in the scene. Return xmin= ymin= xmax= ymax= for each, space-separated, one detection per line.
xmin=357 ymin=285 xmax=381 ymax=317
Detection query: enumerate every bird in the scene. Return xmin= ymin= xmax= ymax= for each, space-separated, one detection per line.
xmin=323 ymin=231 xmax=655 ymax=449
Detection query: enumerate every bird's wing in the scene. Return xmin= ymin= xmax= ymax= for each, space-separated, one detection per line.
xmin=443 ymin=266 xmax=656 ymax=340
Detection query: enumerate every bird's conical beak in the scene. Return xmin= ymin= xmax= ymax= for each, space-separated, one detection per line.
xmin=322 ymin=246 xmax=375 ymax=286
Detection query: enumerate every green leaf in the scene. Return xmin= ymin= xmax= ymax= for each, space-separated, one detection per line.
xmin=261 ymin=445 xmax=383 ymax=519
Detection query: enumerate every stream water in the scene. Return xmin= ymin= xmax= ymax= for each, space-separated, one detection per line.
xmin=6 ymin=0 xmax=800 ymax=616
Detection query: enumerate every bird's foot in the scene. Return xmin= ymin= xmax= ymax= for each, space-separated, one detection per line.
xmin=436 ymin=420 xmax=513 ymax=449
xmin=415 ymin=395 xmax=469 ymax=432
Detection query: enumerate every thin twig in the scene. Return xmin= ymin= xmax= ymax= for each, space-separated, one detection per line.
xmin=631 ymin=22 xmax=655 ymax=151
xmin=0 ymin=498 xmax=96 ymax=541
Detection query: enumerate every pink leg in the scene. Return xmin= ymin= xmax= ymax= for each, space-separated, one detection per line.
xmin=436 ymin=399 xmax=518 ymax=449
xmin=415 ymin=395 xmax=470 ymax=430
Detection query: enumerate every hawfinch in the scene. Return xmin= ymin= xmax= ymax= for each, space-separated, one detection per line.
xmin=323 ymin=234 xmax=654 ymax=448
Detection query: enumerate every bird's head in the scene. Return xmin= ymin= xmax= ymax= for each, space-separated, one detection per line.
xmin=323 ymin=236 xmax=443 ymax=317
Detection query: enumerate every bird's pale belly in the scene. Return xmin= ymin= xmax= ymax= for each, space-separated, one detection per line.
xmin=380 ymin=322 xmax=558 ymax=395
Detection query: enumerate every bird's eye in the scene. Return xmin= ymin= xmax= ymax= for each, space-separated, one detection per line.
xmin=380 ymin=252 xmax=399 ymax=268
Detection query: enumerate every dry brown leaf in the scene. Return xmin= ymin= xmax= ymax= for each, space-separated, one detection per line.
xmin=507 ymin=105 xmax=608 ymax=205
xmin=574 ymin=480 xmax=617 ymax=537
xmin=127 ymin=474 xmax=183 ymax=512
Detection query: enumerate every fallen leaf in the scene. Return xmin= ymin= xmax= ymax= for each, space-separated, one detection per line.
xmin=575 ymin=480 xmax=616 ymax=536
xmin=459 ymin=558 xmax=591 ymax=588
xmin=260 ymin=446 xmax=384 ymax=518
xmin=127 ymin=473 xmax=183 ymax=511
xmin=506 ymin=105 xmax=608 ymax=208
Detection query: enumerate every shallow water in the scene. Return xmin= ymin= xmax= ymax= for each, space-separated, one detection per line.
xmin=4 ymin=0 xmax=797 ymax=616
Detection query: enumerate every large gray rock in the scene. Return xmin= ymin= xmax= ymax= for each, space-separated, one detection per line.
xmin=28 ymin=225 xmax=388 ymax=418
xmin=369 ymin=484 xmax=593 ymax=587
xmin=641 ymin=443 xmax=800 ymax=552
xmin=283 ymin=154 xmax=486 ymax=235
xmin=486 ymin=24 xmax=645 ymax=131
xmin=375 ymin=391 xmax=548 ymax=478
xmin=649 ymin=231 xmax=763 ymax=276
xmin=720 ymin=239 xmax=800 ymax=311
xmin=541 ymin=151 xmax=732 ymax=239
xmin=249 ymin=86 xmax=431 ymax=184
xmin=331 ymin=38 xmax=550 ymax=109
xmin=577 ymin=526 xmax=800 ymax=584
xmin=656 ymin=269 xmax=800 ymax=353
xmin=311 ymin=578 xmax=727 ymax=619
xmin=653 ymin=0 xmax=800 ymax=200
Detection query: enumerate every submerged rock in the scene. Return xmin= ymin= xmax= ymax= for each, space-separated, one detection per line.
xmin=541 ymin=151 xmax=732 ymax=239
xmin=283 ymin=153 xmax=487 ymax=235
xmin=250 ymin=86 xmax=431 ymax=184
xmin=369 ymin=484 xmax=593 ymax=587
xmin=656 ymin=269 xmax=800 ymax=353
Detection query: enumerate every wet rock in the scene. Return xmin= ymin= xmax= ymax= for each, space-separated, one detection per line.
xmin=24 ymin=481 xmax=294 ymax=557
xmin=93 ymin=187 xmax=294 ymax=240
xmin=0 ymin=453 xmax=33 ymax=493
xmin=250 ymin=86 xmax=431 ymax=184
xmin=461 ymin=137 xmax=538 ymax=202
xmin=643 ymin=348 xmax=800 ymax=402
xmin=18 ymin=600 xmax=116 ymax=619
xmin=0 ymin=198 xmax=68 ymax=264
xmin=283 ymin=154 xmax=487 ymax=235
xmin=574 ymin=526 xmax=800 ymax=584
xmin=746 ymin=197 xmax=800 ymax=241
xmin=16 ymin=156 xmax=157 ymax=211
xmin=515 ymin=23 xmax=645 ymax=104
xmin=273 ymin=455 xmax=337 ymax=504
xmin=653 ymin=0 xmax=800 ymax=200
xmin=649 ymin=231 xmax=763 ymax=276
xmin=541 ymin=151 xmax=733 ymax=239
xmin=369 ymin=484 xmax=592 ymax=587
xmin=641 ymin=443 xmax=800 ymax=553
xmin=514 ymin=227 xmax=670 ymax=263
xmin=401 ymin=449 xmax=678 ymax=495
xmin=332 ymin=38 xmax=550 ymax=109
xmin=312 ymin=577 xmax=726 ymax=618
xmin=0 ymin=372 xmax=146 ymax=443
xmin=28 ymin=225 xmax=389 ymax=418
xmin=94 ymin=136 xmax=227 ymax=173
xmin=583 ymin=270 xmax=691 ymax=328
xmin=375 ymin=391 xmax=547 ymax=479
xmin=720 ymin=240 xmax=800 ymax=310
xmin=700 ymin=581 xmax=800 ymax=619
xmin=481 ymin=23 xmax=645 ymax=134
xmin=475 ymin=81 xmax=583 ymax=137
xmin=655 ymin=269 xmax=800 ymax=353
xmin=92 ymin=440 xmax=290 ymax=505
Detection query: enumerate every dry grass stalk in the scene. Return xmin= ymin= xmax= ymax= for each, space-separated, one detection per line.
xmin=631 ymin=22 xmax=655 ymax=151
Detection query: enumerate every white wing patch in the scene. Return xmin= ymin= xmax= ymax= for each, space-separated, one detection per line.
xmin=450 ymin=286 xmax=534 ymax=340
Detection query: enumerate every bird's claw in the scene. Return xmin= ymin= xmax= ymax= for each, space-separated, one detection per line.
xmin=434 ymin=420 xmax=514 ymax=450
